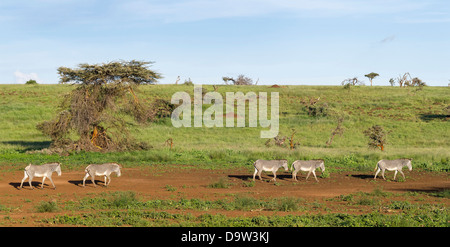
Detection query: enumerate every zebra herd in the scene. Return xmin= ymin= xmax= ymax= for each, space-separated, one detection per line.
xmin=17 ymin=159 xmax=412 ymax=190
xmin=252 ymin=158 xmax=412 ymax=182
xmin=19 ymin=162 xmax=121 ymax=190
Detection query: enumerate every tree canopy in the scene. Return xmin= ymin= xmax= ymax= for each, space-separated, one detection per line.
xmin=57 ymin=60 xmax=161 ymax=85
xmin=364 ymin=72 xmax=379 ymax=86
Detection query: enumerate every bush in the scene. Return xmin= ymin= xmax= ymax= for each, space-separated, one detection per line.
xmin=363 ymin=125 xmax=390 ymax=151
xmin=276 ymin=197 xmax=301 ymax=212
xmin=222 ymin=74 xmax=254 ymax=85
xmin=35 ymin=201 xmax=59 ymax=213
xmin=25 ymin=79 xmax=37 ymax=85
xmin=306 ymin=103 xmax=328 ymax=117
xmin=208 ymin=177 xmax=232 ymax=189
xmin=110 ymin=191 xmax=139 ymax=208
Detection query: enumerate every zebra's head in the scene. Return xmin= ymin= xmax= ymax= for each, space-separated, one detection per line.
xmin=55 ymin=163 xmax=62 ymax=176
xmin=406 ymin=159 xmax=412 ymax=171
xmin=282 ymin=160 xmax=288 ymax=171
xmin=319 ymin=161 xmax=325 ymax=172
xmin=115 ymin=164 xmax=122 ymax=177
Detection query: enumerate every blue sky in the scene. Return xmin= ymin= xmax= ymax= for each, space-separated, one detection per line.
xmin=0 ymin=0 xmax=449 ymax=86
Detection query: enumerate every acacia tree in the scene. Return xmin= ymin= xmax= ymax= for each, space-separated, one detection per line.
xmin=222 ymin=74 xmax=254 ymax=85
xmin=364 ymin=72 xmax=379 ymax=86
xmin=37 ymin=60 xmax=162 ymax=152
xmin=389 ymin=73 xmax=426 ymax=88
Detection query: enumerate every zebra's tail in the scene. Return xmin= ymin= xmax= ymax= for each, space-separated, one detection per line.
xmin=374 ymin=161 xmax=380 ymax=171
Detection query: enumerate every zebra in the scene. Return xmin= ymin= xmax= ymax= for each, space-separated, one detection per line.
xmin=19 ymin=163 xmax=62 ymax=190
xmin=374 ymin=159 xmax=412 ymax=181
xmin=252 ymin=159 xmax=288 ymax=182
xmin=291 ymin=160 xmax=325 ymax=182
xmin=82 ymin=163 xmax=122 ymax=187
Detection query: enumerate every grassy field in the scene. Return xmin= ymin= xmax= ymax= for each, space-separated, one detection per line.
xmin=0 ymin=84 xmax=448 ymax=172
xmin=0 ymin=84 xmax=449 ymax=227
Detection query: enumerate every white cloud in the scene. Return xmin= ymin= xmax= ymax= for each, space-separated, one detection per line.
xmin=14 ymin=71 xmax=41 ymax=84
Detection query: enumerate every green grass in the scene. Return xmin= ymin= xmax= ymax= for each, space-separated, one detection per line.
xmin=0 ymin=84 xmax=448 ymax=172
xmin=40 ymin=191 xmax=449 ymax=227
xmin=42 ymin=211 xmax=449 ymax=227
xmin=35 ymin=200 xmax=59 ymax=213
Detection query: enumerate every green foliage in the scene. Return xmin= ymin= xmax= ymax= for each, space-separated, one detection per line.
xmin=38 ymin=190 xmax=450 ymax=227
xmin=25 ymin=79 xmax=37 ymax=85
xmin=35 ymin=201 xmax=59 ymax=213
xmin=365 ymin=72 xmax=379 ymax=86
xmin=363 ymin=125 xmax=389 ymax=151
xmin=110 ymin=191 xmax=139 ymax=208
xmin=57 ymin=60 xmax=161 ymax=85
xmin=222 ymin=74 xmax=254 ymax=85
xmin=165 ymin=185 xmax=177 ymax=192
xmin=207 ymin=177 xmax=232 ymax=189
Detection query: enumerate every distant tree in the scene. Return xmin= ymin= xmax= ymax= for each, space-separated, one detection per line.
xmin=25 ymin=79 xmax=37 ymax=85
xmin=222 ymin=74 xmax=254 ymax=85
xmin=390 ymin=73 xmax=426 ymax=88
xmin=341 ymin=77 xmax=363 ymax=90
xmin=364 ymin=72 xmax=379 ymax=86
xmin=183 ymin=78 xmax=194 ymax=86
xmin=389 ymin=78 xmax=396 ymax=86
xmin=342 ymin=77 xmax=363 ymax=86
xmin=37 ymin=60 xmax=162 ymax=152
xmin=407 ymin=77 xmax=427 ymax=87
xmin=395 ymin=72 xmax=411 ymax=87
xmin=222 ymin=76 xmax=234 ymax=85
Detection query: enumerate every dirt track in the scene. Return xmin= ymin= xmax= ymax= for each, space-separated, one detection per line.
xmin=0 ymin=165 xmax=448 ymax=226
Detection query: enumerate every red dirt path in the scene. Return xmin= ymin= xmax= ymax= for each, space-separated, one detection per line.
xmin=0 ymin=165 xmax=448 ymax=226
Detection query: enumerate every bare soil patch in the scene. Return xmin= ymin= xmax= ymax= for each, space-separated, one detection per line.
xmin=0 ymin=165 xmax=448 ymax=226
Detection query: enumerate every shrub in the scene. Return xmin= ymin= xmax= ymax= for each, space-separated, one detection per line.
xmin=276 ymin=197 xmax=301 ymax=212
xmin=110 ymin=191 xmax=139 ymax=208
xmin=36 ymin=201 xmax=59 ymax=213
xmin=363 ymin=125 xmax=390 ymax=151
xmin=208 ymin=177 xmax=231 ymax=189
xmin=25 ymin=79 xmax=37 ymax=85
xmin=222 ymin=74 xmax=254 ymax=85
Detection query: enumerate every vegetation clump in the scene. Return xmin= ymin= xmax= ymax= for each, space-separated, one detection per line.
xmin=363 ymin=125 xmax=390 ymax=151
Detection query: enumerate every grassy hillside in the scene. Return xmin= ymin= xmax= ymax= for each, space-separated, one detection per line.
xmin=0 ymin=84 xmax=448 ymax=172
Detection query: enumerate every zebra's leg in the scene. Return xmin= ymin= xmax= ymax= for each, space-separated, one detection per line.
xmin=306 ymin=170 xmax=312 ymax=180
xmin=374 ymin=168 xmax=380 ymax=179
xmin=28 ymin=175 xmax=34 ymax=189
xmin=271 ymin=171 xmax=277 ymax=182
xmin=20 ymin=172 xmax=28 ymax=189
xmin=82 ymin=173 xmax=90 ymax=187
xmin=312 ymin=170 xmax=319 ymax=182
xmin=47 ymin=175 xmax=55 ymax=189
